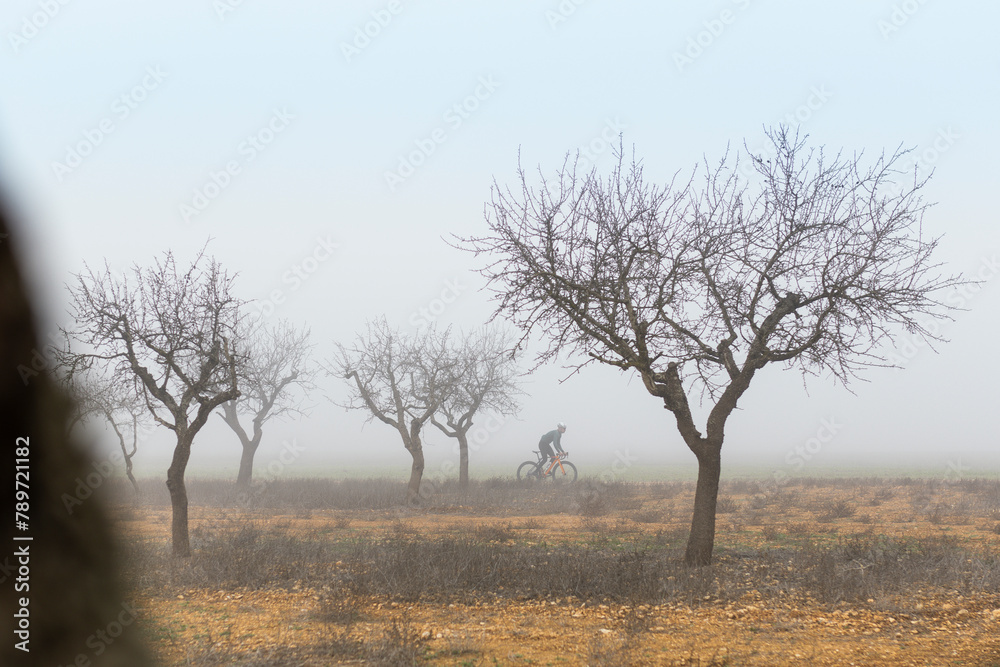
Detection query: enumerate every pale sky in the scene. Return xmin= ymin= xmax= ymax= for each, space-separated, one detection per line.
xmin=2 ymin=1 xmax=998 ymax=483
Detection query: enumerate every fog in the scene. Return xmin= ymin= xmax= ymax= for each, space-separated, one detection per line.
xmin=2 ymin=1 xmax=999 ymax=485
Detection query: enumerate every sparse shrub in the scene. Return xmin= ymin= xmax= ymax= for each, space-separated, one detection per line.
xmin=817 ymin=499 xmax=856 ymax=522
xmin=715 ymin=496 xmax=739 ymax=514
xmin=365 ymin=618 xmax=421 ymax=666
xmin=587 ymin=635 xmax=636 ymax=667
xmin=316 ymin=593 xmax=363 ymax=626
xmin=473 ymin=522 xmax=516 ymax=542
xmin=632 ymin=509 xmax=663 ymax=524
xmin=761 ymin=525 xmax=781 ymax=541
xmin=926 ymin=503 xmax=947 ymax=525
xmin=871 ymin=487 xmax=895 ymax=505
xmin=786 ymin=522 xmax=812 ymax=535
xmin=647 ymin=481 xmax=685 ymax=499
xmin=182 ymin=518 xmax=331 ymax=589
xmin=574 ymin=484 xmax=609 ymax=517
xmin=725 ymin=479 xmax=761 ymax=495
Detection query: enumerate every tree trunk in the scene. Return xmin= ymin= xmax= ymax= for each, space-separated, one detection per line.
xmin=406 ymin=444 xmax=425 ymax=506
xmin=457 ymin=431 xmax=469 ymax=491
xmin=236 ymin=440 xmax=260 ymax=487
xmin=166 ymin=432 xmax=194 ymax=557
xmin=124 ymin=455 xmax=139 ymax=495
xmin=221 ymin=402 xmax=263 ymax=487
xmin=684 ymin=446 xmax=722 ymax=566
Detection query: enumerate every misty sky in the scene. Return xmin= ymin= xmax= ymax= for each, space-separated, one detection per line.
xmin=1 ymin=1 xmax=998 ymax=483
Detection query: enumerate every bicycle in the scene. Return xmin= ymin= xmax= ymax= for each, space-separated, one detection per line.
xmin=516 ymin=451 xmax=577 ymax=483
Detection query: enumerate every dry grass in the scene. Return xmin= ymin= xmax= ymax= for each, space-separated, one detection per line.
xmin=112 ymin=475 xmax=1000 ymax=665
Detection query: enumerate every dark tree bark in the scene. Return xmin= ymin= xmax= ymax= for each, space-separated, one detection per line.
xmin=456 ymin=431 xmax=469 ymax=488
xmin=457 ymin=126 xmax=968 ymax=565
xmin=237 ymin=441 xmax=260 ymax=485
xmin=404 ymin=427 xmax=426 ymax=505
xmin=166 ymin=431 xmax=194 ymax=557
xmin=221 ymin=399 xmax=263 ymax=487
xmin=686 ymin=447 xmax=721 ymax=566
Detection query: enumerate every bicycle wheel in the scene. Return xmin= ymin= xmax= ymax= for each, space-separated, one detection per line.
xmin=517 ymin=461 xmax=542 ymax=482
xmin=550 ymin=461 xmax=577 ymax=483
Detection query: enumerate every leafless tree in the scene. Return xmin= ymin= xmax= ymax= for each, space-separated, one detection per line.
xmin=456 ymin=127 xmax=967 ymax=565
xmin=219 ymin=318 xmax=314 ymax=486
xmin=1 ymin=208 xmax=153 ymax=665
xmin=431 ymin=327 xmax=521 ymax=489
xmin=54 ymin=360 xmax=147 ymax=493
xmin=332 ymin=318 xmax=455 ymax=505
xmin=63 ymin=249 xmax=242 ymax=557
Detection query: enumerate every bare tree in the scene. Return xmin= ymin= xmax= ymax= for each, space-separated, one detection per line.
xmin=332 ymin=318 xmax=454 ymax=505
xmin=63 ymin=249 xmax=242 ymax=557
xmin=431 ymin=327 xmax=521 ymax=489
xmin=457 ymin=127 xmax=966 ymax=565
xmin=54 ymin=361 xmax=147 ymax=493
xmin=219 ymin=318 xmax=314 ymax=486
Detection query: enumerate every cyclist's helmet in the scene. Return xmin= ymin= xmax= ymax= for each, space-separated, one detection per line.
xmin=557 ymin=422 xmax=567 ymax=430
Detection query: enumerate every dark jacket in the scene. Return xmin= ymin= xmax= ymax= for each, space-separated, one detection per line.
xmin=538 ymin=429 xmax=564 ymax=454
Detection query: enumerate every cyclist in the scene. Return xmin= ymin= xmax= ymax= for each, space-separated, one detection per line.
xmin=537 ymin=422 xmax=567 ymax=472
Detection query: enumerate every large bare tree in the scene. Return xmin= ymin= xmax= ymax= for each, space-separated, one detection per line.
xmin=457 ymin=127 xmax=966 ymax=565
xmin=219 ymin=318 xmax=314 ymax=486
xmin=64 ymin=249 xmax=242 ymax=557
xmin=332 ymin=318 xmax=455 ymax=505
xmin=431 ymin=326 xmax=521 ymax=489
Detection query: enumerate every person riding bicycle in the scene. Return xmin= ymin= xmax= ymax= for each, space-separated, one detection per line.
xmin=538 ymin=422 xmax=567 ymax=470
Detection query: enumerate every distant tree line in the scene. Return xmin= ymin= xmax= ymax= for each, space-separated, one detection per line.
xmin=55 ymin=249 xmax=521 ymax=556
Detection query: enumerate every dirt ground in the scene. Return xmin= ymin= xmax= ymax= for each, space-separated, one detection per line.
xmin=117 ymin=478 xmax=1000 ymax=666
